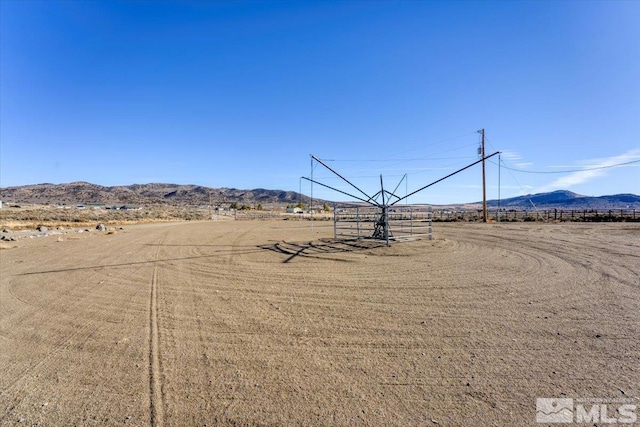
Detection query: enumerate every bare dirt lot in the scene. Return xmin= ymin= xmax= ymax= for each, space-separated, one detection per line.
xmin=1 ymin=221 xmax=638 ymax=426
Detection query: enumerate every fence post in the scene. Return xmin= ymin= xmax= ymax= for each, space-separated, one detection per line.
xmin=333 ymin=203 xmax=337 ymax=239
xmin=428 ymin=206 xmax=433 ymax=240
xmin=410 ymin=206 xmax=414 ymax=235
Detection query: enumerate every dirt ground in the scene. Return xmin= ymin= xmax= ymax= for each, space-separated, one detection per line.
xmin=1 ymin=220 xmax=638 ymax=426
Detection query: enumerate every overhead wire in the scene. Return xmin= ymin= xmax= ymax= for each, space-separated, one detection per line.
xmin=316 ymin=136 xmax=480 ymax=185
xmin=323 ymin=143 xmax=479 ymax=163
xmin=487 ymin=157 xmax=540 ymax=213
xmin=484 ymin=136 xmax=640 ymax=173
xmin=483 ymin=136 xmax=539 ymax=211
xmin=313 ymin=159 xmax=475 ymax=181
xmin=492 ymin=158 xmax=640 ymax=174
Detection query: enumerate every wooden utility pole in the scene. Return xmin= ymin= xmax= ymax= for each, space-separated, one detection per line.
xmin=480 ymin=129 xmax=487 ymax=222
xmin=310 ymin=155 xmax=314 ymax=231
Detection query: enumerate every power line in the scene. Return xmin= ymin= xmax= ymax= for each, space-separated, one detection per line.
xmin=484 ymin=135 xmax=640 ymax=173
xmin=320 ymin=131 xmax=479 ymax=163
xmin=488 ymin=158 xmax=640 ymax=174
xmin=495 ymin=156 xmax=540 ymax=213
xmin=313 ymin=159 xmax=475 ymax=180
xmin=323 ymin=155 xmax=476 ymax=162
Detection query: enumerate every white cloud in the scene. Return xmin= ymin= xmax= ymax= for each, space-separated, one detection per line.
xmin=515 ymin=162 xmax=533 ymax=168
xmin=501 ymin=150 xmax=524 ymax=162
xmin=500 ymin=150 xmax=533 ymax=170
xmin=536 ymin=149 xmax=640 ymax=193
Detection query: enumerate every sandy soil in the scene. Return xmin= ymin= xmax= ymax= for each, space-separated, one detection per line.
xmin=1 ymin=221 xmax=638 ymax=426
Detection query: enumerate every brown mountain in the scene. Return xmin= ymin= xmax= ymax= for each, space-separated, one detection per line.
xmin=0 ymin=182 xmax=309 ymax=207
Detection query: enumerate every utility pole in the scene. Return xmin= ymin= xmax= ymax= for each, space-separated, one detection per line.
xmin=310 ymin=155 xmax=314 ymax=232
xmin=479 ymin=129 xmax=487 ymax=222
xmin=498 ymin=152 xmax=501 ymax=223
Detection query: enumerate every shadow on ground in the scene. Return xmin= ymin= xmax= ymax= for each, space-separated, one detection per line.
xmin=20 ymin=240 xmax=388 ymax=275
xmin=258 ymin=238 xmax=387 ymax=263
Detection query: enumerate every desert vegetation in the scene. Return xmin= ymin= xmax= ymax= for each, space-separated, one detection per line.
xmin=0 ymin=205 xmax=214 ymax=230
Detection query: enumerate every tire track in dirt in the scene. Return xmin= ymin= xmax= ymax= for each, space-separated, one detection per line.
xmin=1 ymin=231 xmax=162 ymax=423
xmin=6 ymin=282 xmax=37 ymax=308
xmin=0 ymin=321 xmax=102 ymax=404
xmin=149 ymin=233 xmax=167 ymax=427
xmin=470 ymin=227 xmax=639 ymax=295
xmin=0 ymin=265 xmax=110 ymax=403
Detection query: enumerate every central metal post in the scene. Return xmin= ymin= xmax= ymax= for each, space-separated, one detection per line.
xmin=380 ymin=175 xmax=389 ymax=246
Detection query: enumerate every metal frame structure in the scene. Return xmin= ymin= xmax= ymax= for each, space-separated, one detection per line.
xmin=333 ymin=204 xmax=433 ymax=242
xmin=302 ymin=152 xmax=499 ymax=246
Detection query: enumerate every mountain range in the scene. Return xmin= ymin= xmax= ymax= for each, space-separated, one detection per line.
xmin=0 ymin=183 xmax=638 ymax=210
xmin=0 ymin=182 xmax=307 ymax=207
xmin=480 ymin=190 xmax=640 ymax=210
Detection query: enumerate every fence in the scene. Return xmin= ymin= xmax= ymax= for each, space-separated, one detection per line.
xmin=233 ymin=211 xmax=283 ymax=220
xmin=432 ymin=209 xmax=639 ymax=222
xmin=334 ymin=205 xmax=432 ymax=241
xmin=230 ymin=208 xmax=639 ymax=223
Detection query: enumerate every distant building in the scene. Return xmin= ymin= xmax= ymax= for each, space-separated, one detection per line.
xmin=286 ymin=207 xmax=303 ymax=214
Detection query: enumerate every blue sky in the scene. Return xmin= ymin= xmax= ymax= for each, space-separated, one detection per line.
xmin=1 ymin=1 xmax=638 ymax=204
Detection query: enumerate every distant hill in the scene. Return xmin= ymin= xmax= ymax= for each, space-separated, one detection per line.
xmin=0 ymin=182 xmax=312 ymax=207
xmin=482 ymin=190 xmax=640 ymax=210
xmin=1 ymin=184 xmax=638 ymax=210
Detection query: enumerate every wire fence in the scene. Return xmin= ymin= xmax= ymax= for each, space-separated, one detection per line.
xmin=432 ymin=209 xmax=640 ymax=222
xmin=234 ymin=208 xmax=639 ymax=223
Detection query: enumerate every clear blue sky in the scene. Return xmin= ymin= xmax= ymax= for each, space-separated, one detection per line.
xmin=1 ymin=0 xmax=639 ymax=204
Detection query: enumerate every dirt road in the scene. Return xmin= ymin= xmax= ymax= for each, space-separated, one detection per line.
xmin=1 ymin=221 xmax=638 ymax=426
